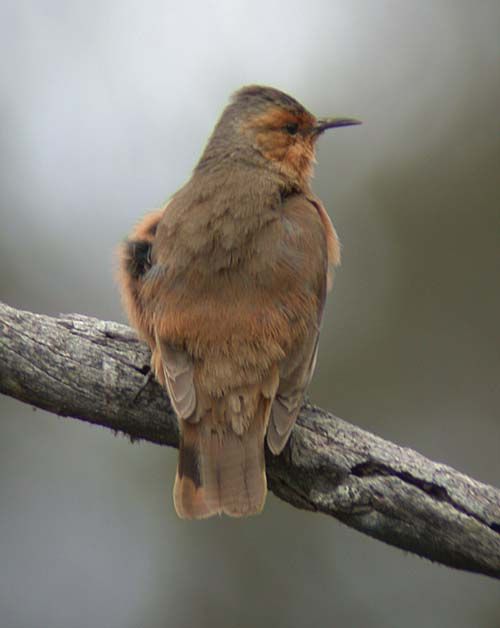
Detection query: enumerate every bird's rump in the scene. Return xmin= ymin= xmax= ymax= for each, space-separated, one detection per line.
xmin=173 ymin=368 xmax=279 ymax=518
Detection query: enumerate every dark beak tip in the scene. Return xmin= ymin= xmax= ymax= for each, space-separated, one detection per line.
xmin=316 ymin=117 xmax=362 ymax=133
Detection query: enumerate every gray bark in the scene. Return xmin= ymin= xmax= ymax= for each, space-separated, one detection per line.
xmin=1 ymin=301 xmax=499 ymax=580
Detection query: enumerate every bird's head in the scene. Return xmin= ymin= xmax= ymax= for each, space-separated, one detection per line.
xmin=197 ymin=85 xmax=361 ymax=190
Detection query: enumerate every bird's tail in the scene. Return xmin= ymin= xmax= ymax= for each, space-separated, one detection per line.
xmin=173 ymin=384 xmax=276 ymax=519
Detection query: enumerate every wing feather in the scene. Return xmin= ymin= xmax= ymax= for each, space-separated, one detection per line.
xmin=156 ymin=335 xmax=197 ymax=421
xmin=267 ymin=332 xmax=319 ymax=454
xmin=267 ymin=194 xmax=338 ymax=454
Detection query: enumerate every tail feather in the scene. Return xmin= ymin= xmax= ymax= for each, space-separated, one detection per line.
xmin=174 ymin=423 xmax=212 ymax=519
xmin=173 ymin=395 xmax=272 ymax=519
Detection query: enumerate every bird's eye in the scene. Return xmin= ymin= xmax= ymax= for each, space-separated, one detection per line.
xmin=284 ymin=122 xmax=299 ymax=135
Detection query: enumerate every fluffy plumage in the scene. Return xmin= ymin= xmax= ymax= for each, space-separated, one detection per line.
xmin=118 ymin=85 xmax=359 ymax=518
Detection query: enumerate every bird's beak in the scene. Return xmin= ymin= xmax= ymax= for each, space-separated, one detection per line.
xmin=313 ymin=117 xmax=362 ymax=135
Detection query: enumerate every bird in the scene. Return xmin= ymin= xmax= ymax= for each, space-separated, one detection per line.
xmin=118 ymin=85 xmax=360 ymax=519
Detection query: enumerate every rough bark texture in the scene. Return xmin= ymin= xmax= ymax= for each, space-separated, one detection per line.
xmin=1 ymin=301 xmax=499 ymax=579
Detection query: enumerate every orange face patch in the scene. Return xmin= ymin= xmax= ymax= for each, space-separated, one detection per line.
xmin=241 ymin=107 xmax=317 ymax=187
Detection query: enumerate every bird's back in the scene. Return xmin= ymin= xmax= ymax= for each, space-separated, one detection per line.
xmin=139 ymin=187 xmax=335 ymax=517
xmin=117 ymin=84 xmax=354 ymax=518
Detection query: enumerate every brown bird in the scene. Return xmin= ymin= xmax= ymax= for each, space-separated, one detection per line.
xmin=118 ymin=85 xmax=360 ymax=518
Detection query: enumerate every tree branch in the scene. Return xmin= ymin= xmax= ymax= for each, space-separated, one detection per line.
xmin=1 ymin=301 xmax=499 ymax=579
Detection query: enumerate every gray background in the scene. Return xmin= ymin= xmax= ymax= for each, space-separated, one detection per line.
xmin=1 ymin=1 xmax=499 ymax=627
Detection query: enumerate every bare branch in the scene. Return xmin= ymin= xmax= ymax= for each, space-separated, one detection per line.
xmin=1 ymin=301 xmax=499 ymax=579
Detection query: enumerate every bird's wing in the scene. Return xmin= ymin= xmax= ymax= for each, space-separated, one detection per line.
xmin=267 ymin=194 xmax=340 ymax=454
xmin=155 ymin=335 xmax=197 ymax=422
xmin=306 ymin=194 xmax=341 ymax=289
xmin=267 ymin=327 xmax=320 ymax=454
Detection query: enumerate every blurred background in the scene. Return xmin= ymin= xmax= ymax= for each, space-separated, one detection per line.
xmin=1 ymin=1 xmax=499 ymax=627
